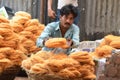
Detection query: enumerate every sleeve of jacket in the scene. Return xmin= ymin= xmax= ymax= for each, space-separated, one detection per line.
xmin=72 ymin=25 xmax=80 ymax=47
xmin=36 ymin=24 xmax=53 ymax=48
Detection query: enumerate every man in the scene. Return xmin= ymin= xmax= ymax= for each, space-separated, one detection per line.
xmin=36 ymin=4 xmax=80 ymax=54
xmin=48 ymin=0 xmax=80 ymax=25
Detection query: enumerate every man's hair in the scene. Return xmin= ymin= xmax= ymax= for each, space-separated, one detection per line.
xmin=60 ymin=4 xmax=78 ymax=18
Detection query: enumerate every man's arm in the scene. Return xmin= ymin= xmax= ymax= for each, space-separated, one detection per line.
xmin=72 ymin=25 xmax=80 ymax=47
xmin=48 ymin=0 xmax=56 ymax=19
xmin=36 ymin=25 xmax=52 ymax=48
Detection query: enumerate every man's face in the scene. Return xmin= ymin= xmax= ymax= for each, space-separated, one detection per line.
xmin=60 ymin=13 xmax=74 ymax=29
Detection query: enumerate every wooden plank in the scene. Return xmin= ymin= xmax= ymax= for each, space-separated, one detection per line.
xmin=101 ymin=0 xmax=107 ymax=33
xmin=95 ymin=0 xmax=101 ymax=33
xmin=111 ymin=0 xmax=118 ymax=33
xmin=28 ymin=0 xmax=33 ymax=13
xmin=105 ymin=0 xmax=112 ymax=33
xmin=112 ymin=0 xmax=118 ymax=34
xmin=39 ymin=0 xmax=44 ymax=23
xmin=91 ymin=0 xmax=96 ymax=34
xmin=31 ymin=0 xmax=39 ymax=18
xmin=14 ymin=0 xmax=19 ymax=12
xmin=78 ymin=0 xmax=87 ymax=41
xmin=85 ymin=0 xmax=92 ymax=35
xmin=109 ymin=0 xmax=114 ymax=33
xmin=116 ymin=0 xmax=120 ymax=34
xmin=92 ymin=0 xmax=106 ymax=40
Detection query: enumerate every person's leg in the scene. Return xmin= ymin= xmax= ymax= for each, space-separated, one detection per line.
xmin=55 ymin=9 xmax=60 ymax=22
xmin=73 ymin=8 xmax=80 ymax=25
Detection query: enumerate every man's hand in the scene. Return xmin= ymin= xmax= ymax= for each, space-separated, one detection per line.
xmin=66 ymin=38 xmax=73 ymax=47
xmin=43 ymin=37 xmax=50 ymax=45
xmin=48 ymin=9 xmax=56 ymax=19
xmin=43 ymin=37 xmax=53 ymax=46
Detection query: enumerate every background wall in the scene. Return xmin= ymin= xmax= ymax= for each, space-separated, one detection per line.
xmin=79 ymin=0 xmax=120 ymax=41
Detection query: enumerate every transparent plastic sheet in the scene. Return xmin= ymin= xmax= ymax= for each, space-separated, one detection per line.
xmin=71 ymin=41 xmax=100 ymax=53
